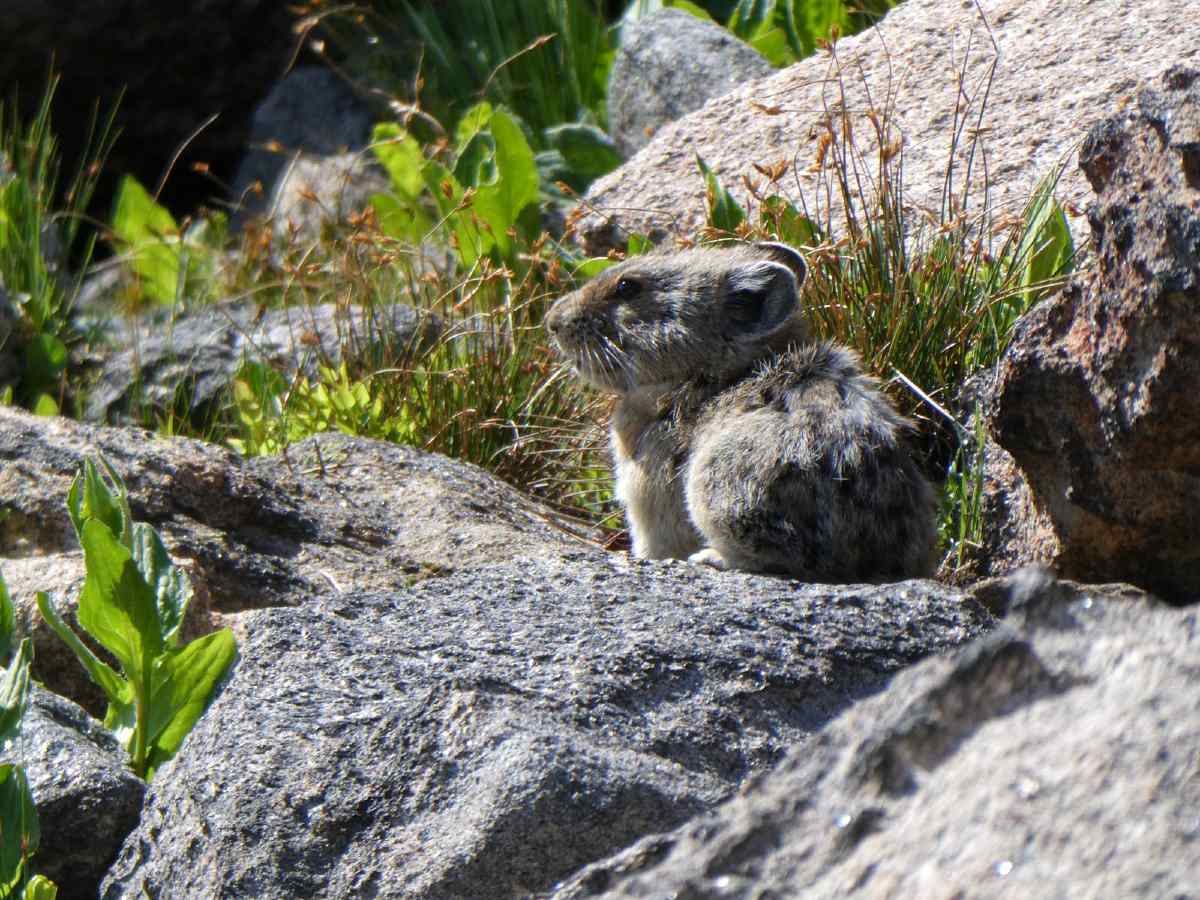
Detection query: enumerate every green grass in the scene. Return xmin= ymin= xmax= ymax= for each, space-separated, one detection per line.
xmin=0 ymin=78 xmax=116 ymax=413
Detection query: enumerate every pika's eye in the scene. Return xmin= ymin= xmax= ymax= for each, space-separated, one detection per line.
xmin=614 ymin=277 xmax=640 ymax=299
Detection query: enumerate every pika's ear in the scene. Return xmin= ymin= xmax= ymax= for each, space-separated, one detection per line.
xmin=753 ymin=241 xmax=807 ymax=287
xmin=723 ymin=259 xmax=800 ymax=335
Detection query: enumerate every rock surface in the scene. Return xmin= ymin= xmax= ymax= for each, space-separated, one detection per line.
xmin=0 ymin=408 xmax=591 ymax=708
xmin=232 ymin=67 xmax=375 ymax=223
xmin=577 ymin=0 xmax=1199 ymax=253
xmin=99 ymin=559 xmax=990 ymax=898
xmin=548 ymin=570 xmax=1199 ymax=898
xmin=83 ymin=301 xmax=439 ymax=426
xmin=608 ymin=9 xmax=774 ymax=159
xmin=988 ymin=66 xmax=1200 ymax=602
xmin=20 ymin=688 xmax=145 ymax=900
xmin=265 ymin=151 xmax=390 ymax=245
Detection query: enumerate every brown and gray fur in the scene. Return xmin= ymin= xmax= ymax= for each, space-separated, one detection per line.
xmin=545 ymin=242 xmax=937 ymax=581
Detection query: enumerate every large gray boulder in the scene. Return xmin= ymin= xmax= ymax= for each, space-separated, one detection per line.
xmin=0 ymin=408 xmax=592 ymax=711
xmin=549 ymin=571 xmax=1199 ymax=897
xmin=608 ymin=9 xmax=773 ymax=158
xmin=83 ymin=301 xmax=439 ymax=426
xmin=578 ymin=0 xmax=1196 ymax=253
xmin=232 ymin=67 xmax=375 ymax=223
xmin=987 ymin=67 xmax=1200 ymax=602
xmin=99 ymin=559 xmax=990 ymax=898
xmin=21 ymin=688 xmax=145 ymax=900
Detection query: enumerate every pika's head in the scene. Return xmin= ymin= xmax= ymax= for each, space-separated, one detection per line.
xmin=545 ymin=241 xmax=808 ymax=394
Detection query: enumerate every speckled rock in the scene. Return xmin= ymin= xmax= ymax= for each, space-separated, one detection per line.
xmin=549 ymin=571 xmax=1199 ymax=898
xmin=607 ymin=9 xmax=773 ymax=158
xmin=988 ymin=66 xmax=1200 ymax=602
xmin=577 ymin=0 xmax=1199 ymax=253
xmin=20 ymin=688 xmax=144 ymax=899
xmin=0 ymin=407 xmax=594 ymax=710
xmin=99 ymin=558 xmax=990 ymax=898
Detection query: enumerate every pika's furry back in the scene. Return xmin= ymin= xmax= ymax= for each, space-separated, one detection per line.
xmin=546 ymin=242 xmax=937 ymax=581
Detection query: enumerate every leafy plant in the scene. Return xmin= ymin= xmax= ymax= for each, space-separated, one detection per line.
xmin=0 ymin=572 xmax=57 ymax=899
xmin=37 ymin=458 xmax=237 ymax=780
xmin=372 ymin=104 xmax=543 ymax=270
xmin=0 ymin=77 xmax=116 ymax=413
xmin=110 ymin=174 xmax=224 ymax=306
xmin=726 ymin=0 xmax=899 ymax=65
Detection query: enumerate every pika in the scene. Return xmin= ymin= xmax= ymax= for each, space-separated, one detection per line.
xmin=544 ymin=241 xmax=937 ymax=581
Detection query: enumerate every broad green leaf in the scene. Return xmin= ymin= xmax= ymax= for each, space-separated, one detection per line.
xmin=370 ymin=123 xmax=427 ymax=200
xmin=0 ymin=571 xmax=14 ymax=663
xmin=454 ymin=101 xmax=495 ymax=152
xmin=454 ymin=131 xmax=497 ymax=189
xmin=696 ymin=154 xmax=746 ymax=232
xmin=142 ymin=628 xmax=237 ymax=779
xmin=0 ymin=764 xmax=39 ymax=892
xmin=111 ymin=175 xmax=182 ymax=305
xmin=760 ymin=196 xmax=821 ymax=246
xmin=35 ymin=592 xmax=130 ymax=712
xmin=543 ymin=123 xmax=621 ymax=185
xmin=23 ymin=875 xmax=58 ymax=900
xmin=129 ymin=523 xmax=192 ymax=648
xmin=468 ymin=109 xmax=540 ymax=262
xmin=573 ymin=257 xmax=616 ymax=279
xmin=370 ymin=193 xmax=434 ymax=244
xmin=76 ymin=518 xmax=163 ymax=682
xmin=728 ymin=0 xmax=773 ymax=35
xmin=0 ymin=639 xmax=32 ymax=745
xmin=423 ymin=160 xmax=491 ymax=267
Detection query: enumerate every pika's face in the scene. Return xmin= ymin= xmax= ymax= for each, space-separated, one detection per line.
xmin=545 ymin=243 xmax=807 ymax=394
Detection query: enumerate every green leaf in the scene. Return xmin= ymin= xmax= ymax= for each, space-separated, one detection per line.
xmin=453 ymin=131 xmax=497 ymax=189
xmin=759 ymin=196 xmax=821 ymax=246
xmin=696 ymin=154 xmax=746 ymax=232
xmin=543 ymin=123 xmax=621 ymax=186
xmin=142 ymin=628 xmax=236 ymax=779
xmin=1017 ymin=170 xmax=1074 ymax=301
xmin=35 ymin=592 xmax=130 ymax=712
xmin=75 ymin=518 xmax=163 ymax=683
xmin=573 ymin=257 xmax=615 ymax=279
xmin=23 ymin=875 xmax=58 ymax=900
xmin=67 ymin=458 xmax=132 ymax=548
xmin=626 ymin=232 xmax=654 ymax=256
xmin=111 ymin=174 xmax=182 ymax=305
xmin=129 ymin=522 xmax=192 ymax=649
xmin=0 ymin=764 xmax=38 ymax=893
xmin=0 ymin=571 xmax=14 ymax=664
xmin=454 ymin=101 xmax=495 ymax=152
xmin=665 ymin=0 xmax=715 ymax=21
xmin=29 ymin=395 xmax=59 ymax=417
xmin=0 ymin=639 xmax=32 ymax=746
xmin=370 ymin=123 xmax=427 ymax=200
xmin=470 ymin=109 xmax=540 ymax=260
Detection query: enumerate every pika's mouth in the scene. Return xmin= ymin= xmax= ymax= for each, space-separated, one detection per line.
xmin=552 ymin=335 xmax=634 ymax=394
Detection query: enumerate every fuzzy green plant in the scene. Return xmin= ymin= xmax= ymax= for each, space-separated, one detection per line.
xmin=0 ymin=78 xmax=116 ymax=413
xmin=37 ymin=458 xmax=237 ymax=780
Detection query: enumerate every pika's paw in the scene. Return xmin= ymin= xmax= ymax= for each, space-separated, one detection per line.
xmin=689 ymin=547 xmax=730 ymax=570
